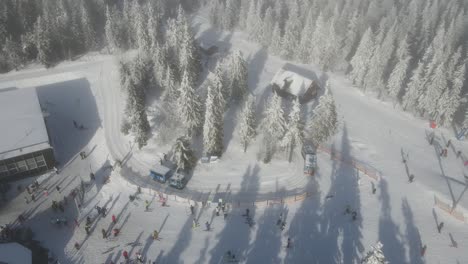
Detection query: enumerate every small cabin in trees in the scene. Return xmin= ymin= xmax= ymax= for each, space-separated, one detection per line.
xmin=271 ymin=64 xmax=320 ymax=104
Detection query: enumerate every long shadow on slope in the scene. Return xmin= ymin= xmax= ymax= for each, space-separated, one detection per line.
xmin=247 ymin=48 xmax=268 ymax=94
xmin=159 ymin=214 xmax=193 ymax=263
xmin=207 ymin=164 xmax=260 ymax=263
xmin=245 ymin=199 xmax=287 ymax=264
xmin=284 ymin=158 xmax=321 ymax=262
xmin=378 ymin=178 xmax=406 ymax=264
xmin=402 ymin=198 xmax=424 ymax=264
xmin=36 ymin=78 xmax=101 ymax=169
xmin=319 ymin=125 xmax=363 ymax=264
xmin=286 ymin=125 xmax=362 ymax=263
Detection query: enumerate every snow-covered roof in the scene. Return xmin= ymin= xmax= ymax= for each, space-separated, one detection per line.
xmin=0 ymin=242 xmax=32 ymax=264
xmin=271 ymin=68 xmax=314 ymax=97
xmin=0 ymin=88 xmax=51 ymax=160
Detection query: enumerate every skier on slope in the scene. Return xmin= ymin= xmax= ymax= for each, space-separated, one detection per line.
xmin=153 ymin=230 xmax=159 ymax=240
xmin=122 ymin=250 xmax=129 ymax=260
xmin=136 ymin=252 xmax=144 ymax=263
xmin=145 ymin=200 xmax=150 ymax=211
xmin=205 ymin=221 xmax=211 ymax=231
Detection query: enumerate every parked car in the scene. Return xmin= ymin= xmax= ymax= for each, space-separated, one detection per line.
xmin=169 ymin=173 xmax=187 ymax=190
xmin=302 ymin=144 xmax=317 ymax=176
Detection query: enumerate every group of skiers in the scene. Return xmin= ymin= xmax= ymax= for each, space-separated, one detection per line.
xmin=344 ymin=205 xmax=358 ymax=221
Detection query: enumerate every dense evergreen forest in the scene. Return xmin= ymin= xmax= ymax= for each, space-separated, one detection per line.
xmin=205 ymin=0 xmax=468 ymax=128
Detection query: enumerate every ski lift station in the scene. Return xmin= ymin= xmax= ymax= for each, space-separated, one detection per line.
xmin=0 ymin=88 xmax=55 ymax=181
xmin=149 ymin=165 xmax=172 ymax=183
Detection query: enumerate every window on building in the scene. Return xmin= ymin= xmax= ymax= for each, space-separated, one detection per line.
xmin=35 ymin=155 xmax=46 ymax=168
xmin=26 ymin=158 xmax=37 ymax=169
xmin=7 ymin=163 xmax=18 ymax=174
xmin=0 ymin=165 xmax=8 ymax=176
xmin=17 ymin=160 xmax=28 ymax=172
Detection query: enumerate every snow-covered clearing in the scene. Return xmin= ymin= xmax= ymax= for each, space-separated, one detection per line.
xmin=0 ymin=10 xmax=468 ymax=264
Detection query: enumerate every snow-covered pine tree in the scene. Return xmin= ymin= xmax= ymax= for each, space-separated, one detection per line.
xmin=387 ymin=35 xmax=411 ymax=100
xmin=246 ymin=0 xmax=261 ymax=41
xmin=171 ymin=136 xmax=196 ymax=171
xmin=307 ymin=85 xmax=338 ymax=146
xmin=261 ymin=7 xmax=275 ymax=46
xmin=227 ymin=50 xmax=248 ymax=101
xmin=105 ymin=5 xmax=118 ymax=53
xmin=208 ymin=0 xmax=222 ymax=28
xmin=418 ymin=63 xmax=448 ymax=119
xmin=203 ymin=74 xmax=226 ymax=156
xmin=280 ymin=1 xmax=301 ymax=59
xmin=238 ymin=0 xmax=250 ymax=30
xmin=309 ymin=12 xmax=326 ymax=65
xmin=162 ymin=65 xmax=177 ymax=103
xmin=146 ymin=4 xmax=161 ymax=51
xmin=3 ymin=37 xmax=24 ymax=70
xmin=269 ymin=22 xmax=283 ymax=55
xmin=178 ymin=70 xmax=203 ymax=136
xmin=364 ymin=23 xmax=396 ymax=94
xmin=239 ymin=95 xmax=257 ymax=152
xmin=296 ymin=10 xmax=314 ymax=63
xmin=349 ymin=27 xmax=375 ymax=88
xmin=222 ymin=0 xmax=239 ymax=30
xmin=152 ymin=43 xmax=167 ymax=88
xmin=438 ymin=63 xmax=465 ymax=126
xmin=135 ymin=4 xmax=150 ymax=52
xmin=179 ymin=19 xmax=201 ymax=84
xmin=80 ymin=1 xmax=95 ymax=51
xmin=321 ymin=21 xmax=341 ymax=71
xmin=262 ymin=92 xmax=286 ymax=140
xmin=402 ymin=60 xmax=425 ymax=111
xmin=342 ymin=10 xmax=360 ymax=60
xmin=34 ymin=16 xmax=53 ymax=67
xmin=281 ymin=98 xmax=304 ymax=161
xmin=121 ymin=58 xmax=151 ymax=149
xmin=361 ymin=241 xmax=388 ymax=264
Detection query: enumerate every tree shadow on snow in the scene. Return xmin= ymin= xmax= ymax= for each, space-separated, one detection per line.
xmin=160 ymin=214 xmax=193 ymax=263
xmin=402 ymin=198 xmax=424 ymax=264
xmin=286 ymin=124 xmax=363 ymax=263
xmin=207 ymin=164 xmax=260 ymax=263
xmin=377 ymin=178 xmax=406 ymax=264
xmin=36 ymin=78 xmax=101 ymax=169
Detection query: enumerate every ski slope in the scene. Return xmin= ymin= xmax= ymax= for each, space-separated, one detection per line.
xmin=0 ymin=9 xmax=468 ymax=264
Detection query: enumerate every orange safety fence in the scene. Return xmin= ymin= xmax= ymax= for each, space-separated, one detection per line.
xmin=434 ymin=195 xmax=465 ymax=222
xmin=318 ymin=145 xmax=381 ymax=181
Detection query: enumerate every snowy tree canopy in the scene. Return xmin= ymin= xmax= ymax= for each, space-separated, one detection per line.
xmin=238 ymin=95 xmax=257 ymax=152
xmin=203 ymin=69 xmax=226 ymax=156
xmin=281 ymin=98 xmax=304 ymax=160
xmin=178 ymin=69 xmax=203 ymax=136
xmin=307 ymin=84 xmax=338 ymax=146
xmin=226 ymin=50 xmax=248 ymax=102
xmin=361 ymin=241 xmax=388 ymax=264
xmin=171 ymin=136 xmax=196 ymax=172
xmin=262 ymin=92 xmax=286 ymax=141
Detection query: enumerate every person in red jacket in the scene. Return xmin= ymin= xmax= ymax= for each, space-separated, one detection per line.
xmin=122 ymin=250 xmax=129 ymax=260
xmin=112 ymin=215 xmax=116 ymax=224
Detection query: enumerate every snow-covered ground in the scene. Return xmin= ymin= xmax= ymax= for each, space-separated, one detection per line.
xmin=1 ymin=9 xmax=468 ymax=264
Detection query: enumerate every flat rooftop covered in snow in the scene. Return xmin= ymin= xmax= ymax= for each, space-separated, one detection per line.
xmin=0 ymin=242 xmax=32 ymax=264
xmin=0 ymin=88 xmax=51 ymax=160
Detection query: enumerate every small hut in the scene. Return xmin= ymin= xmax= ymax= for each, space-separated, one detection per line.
xmin=271 ymin=65 xmax=320 ymax=104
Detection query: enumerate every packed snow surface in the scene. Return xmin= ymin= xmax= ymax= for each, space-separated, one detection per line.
xmin=0 ymin=10 xmax=468 ymax=264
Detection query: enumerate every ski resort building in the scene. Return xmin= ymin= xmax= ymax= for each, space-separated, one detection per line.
xmin=0 ymin=88 xmax=55 ymax=180
xmin=271 ymin=64 xmax=320 ymax=104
